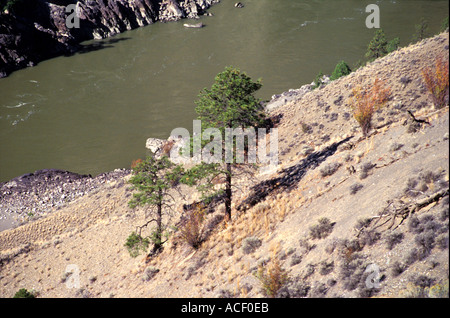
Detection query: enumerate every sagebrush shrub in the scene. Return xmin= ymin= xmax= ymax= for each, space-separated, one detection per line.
xmin=349 ymin=78 xmax=391 ymax=136
xmin=421 ymin=56 xmax=449 ymax=109
xmin=242 ymin=236 xmax=262 ymax=254
xmin=309 ymin=217 xmax=334 ymax=239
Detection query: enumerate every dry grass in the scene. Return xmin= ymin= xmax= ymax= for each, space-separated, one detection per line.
xmin=422 ymin=55 xmax=449 ymax=109
xmin=349 ymin=78 xmax=391 ymax=136
xmin=254 ymin=249 xmax=290 ymax=297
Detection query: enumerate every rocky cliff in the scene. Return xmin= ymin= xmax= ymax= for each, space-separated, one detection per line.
xmin=0 ymin=0 xmax=219 ymax=78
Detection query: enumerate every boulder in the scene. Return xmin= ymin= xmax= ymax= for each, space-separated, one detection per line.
xmin=145 ymin=138 xmax=166 ymax=154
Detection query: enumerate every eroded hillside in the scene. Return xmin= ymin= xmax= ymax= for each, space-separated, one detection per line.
xmin=0 ymin=32 xmax=448 ymax=298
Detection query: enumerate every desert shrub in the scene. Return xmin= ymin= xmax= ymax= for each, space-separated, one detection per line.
xmin=358 ymin=229 xmax=381 ymax=247
xmin=436 ymin=233 xmax=449 ymax=250
xmin=385 ymin=230 xmax=404 ymax=250
xmin=339 ymin=257 xmax=366 ymax=291
xmin=414 ymin=231 xmax=436 ymax=255
xmin=404 ymin=177 xmax=419 ymax=197
xmin=391 ymin=261 xmax=407 ymax=277
xmin=349 ymin=78 xmax=391 ymax=136
xmin=309 ymin=217 xmax=334 ymax=239
xmin=242 ymin=236 xmax=262 ymax=254
xmin=428 ymin=280 xmax=449 ymax=298
xmin=319 ymin=260 xmax=334 ymax=275
xmin=124 ymin=232 xmax=150 ymax=257
xmin=411 ymin=275 xmax=435 ymax=290
xmin=400 ymin=280 xmax=449 ymax=298
xmin=319 ymin=162 xmax=341 ymax=177
xmin=349 ymin=182 xmax=363 ymax=195
xmin=13 ymin=288 xmax=35 ymax=298
xmin=254 ymin=256 xmax=290 ymax=297
xmin=301 ymin=122 xmax=313 ymax=134
xmin=142 ymin=267 xmax=159 ymax=281
xmin=299 ymin=237 xmax=315 ymax=253
xmin=389 ymin=141 xmax=403 ymax=152
xmin=310 ymin=282 xmax=329 ymax=298
xmin=303 ymin=263 xmax=315 ymax=279
xmin=359 ymin=162 xmax=375 ymax=180
xmin=330 ymin=61 xmax=352 ymax=81
xmin=421 ymin=55 xmax=449 ymax=109
xmin=179 ymin=205 xmax=206 ymax=249
xmin=278 ymin=280 xmax=310 ymax=298
xmin=290 ymin=254 xmax=302 ymax=267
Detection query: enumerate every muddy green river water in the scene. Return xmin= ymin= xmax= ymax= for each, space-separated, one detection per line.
xmin=0 ymin=0 xmax=448 ymax=182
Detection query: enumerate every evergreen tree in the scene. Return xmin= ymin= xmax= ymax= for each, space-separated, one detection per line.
xmin=128 ymin=155 xmax=183 ymax=252
xmin=330 ymin=61 xmax=352 ymax=81
xmin=365 ymin=29 xmax=388 ymax=62
xmin=412 ymin=17 xmax=430 ymax=43
xmin=191 ymin=66 xmax=267 ymax=219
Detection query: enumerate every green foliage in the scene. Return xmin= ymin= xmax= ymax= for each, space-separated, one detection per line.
xmin=128 ymin=155 xmax=181 ymax=209
xmin=365 ymin=29 xmax=388 ymax=61
xmin=330 ymin=61 xmax=352 ymax=81
xmin=1 ymin=0 xmax=26 ymax=14
xmin=188 ymin=66 xmax=267 ymax=219
xmin=312 ymin=70 xmax=325 ymax=89
xmin=254 ymin=255 xmax=290 ymax=297
xmin=13 ymin=288 xmax=35 ymax=298
xmin=124 ymin=232 xmax=150 ymax=257
xmin=309 ymin=217 xmax=334 ymax=239
xmin=400 ymin=280 xmax=449 ymax=298
xmin=128 ymin=155 xmax=184 ymax=251
xmin=386 ymin=37 xmax=400 ymax=54
xmin=195 ymin=66 xmax=266 ymax=132
xmin=412 ymin=17 xmax=430 ymax=43
xmin=440 ymin=16 xmax=449 ymax=33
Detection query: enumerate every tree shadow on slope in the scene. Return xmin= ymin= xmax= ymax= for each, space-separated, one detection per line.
xmin=237 ymin=136 xmax=354 ymax=211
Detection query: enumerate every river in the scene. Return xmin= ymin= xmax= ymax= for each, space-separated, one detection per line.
xmin=0 ymin=0 xmax=448 ymax=182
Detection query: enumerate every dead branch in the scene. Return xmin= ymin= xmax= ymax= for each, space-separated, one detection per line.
xmin=407 ymin=110 xmax=431 ymax=126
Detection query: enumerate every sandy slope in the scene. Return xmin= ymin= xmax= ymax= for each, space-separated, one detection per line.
xmin=0 ymin=32 xmax=448 ymax=298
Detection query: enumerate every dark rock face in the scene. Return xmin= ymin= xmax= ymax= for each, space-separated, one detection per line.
xmin=0 ymin=0 xmax=219 ymax=77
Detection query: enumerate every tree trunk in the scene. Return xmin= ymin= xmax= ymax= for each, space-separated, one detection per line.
xmin=225 ymin=162 xmax=232 ymax=220
xmin=155 ymin=189 xmax=163 ymax=251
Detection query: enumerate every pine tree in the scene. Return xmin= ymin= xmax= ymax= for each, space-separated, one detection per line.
xmin=365 ymin=29 xmax=388 ymax=62
xmin=128 ymin=155 xmax=183 ymax=252
xmin=412 ymin=17 xmax=430 ymax=43
xmin=330 ymin=61 xmax=352 ymax=81
xmin=191 ymin=66 xmax=267 ymax=219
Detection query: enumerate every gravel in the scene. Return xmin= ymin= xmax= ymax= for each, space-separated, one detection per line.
xmin=0 ymin=168 xmax=130 ymax=229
